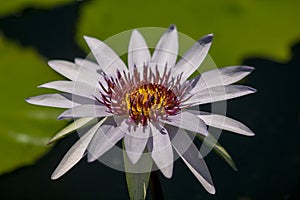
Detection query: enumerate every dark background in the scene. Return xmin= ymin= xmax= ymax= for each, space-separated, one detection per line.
xmin=0 ymin=1 xmax=299 ymax=200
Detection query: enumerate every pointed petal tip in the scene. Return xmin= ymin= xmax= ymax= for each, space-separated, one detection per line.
xmin=241 ymin=65 xmax=255 ymax=72
xmin=246 ymin=132 xmax=255 ymax=136
xmin=47 ymin=60 xmax=56 ymax=66
xmin=87 ymin=155 xmax=97 ymax=163
xmin=200 ymin=180 xmax=216 ymax=194
xmin=248 ymin=86 xmax=257 ymax=93
xmin=50 ymin=173 xmax=60 ymax=180
xmin=199 ymin=34 xmax=213 ymax=44
xmin=130 ymin=29 xmax=144 ymax=41
xmin=131 ymin=29 xmax=140 ymax=34
xmin=25 ymin=97 xmax=30 ymax=103
xmin=47 ymin=136 xmax=60 ymax=145
xmin=57 ymin=114 xmax=68 ymax=120
xmin=164 ymin=173 xmax=173 ymax=179
xmin=207 ymin=186 xmax=216 ymax=194
xmin=25 ymin=97 xmax=37 ymax=105
xmin=126 ymin=152 xmax=141 ymax=165
xmin=83 ymin=35 xmax=91 ymax=40
xmin=57 ymin=113 xmax=63 ymax=120
xmin=168 ymin=24 xmax=177 ymax=31
xmin=131 ymin=158 xmax=139 ymax=165
xmin=47 ymin=60 xmax=65 ymax=68
xmin=163 ymin=170 xmax=173 ymax=179
xmin=83 ymin=35 xmax=98 ymax=46
xmin=47 ymin=140 xmax=54 ymax=145
xmin=37 ymin=83 xmax=47 ymax=88
xmin=47 ymin=60 xmax=57 ymax=69
xmin=159 ymin=164 xmax=174 ymax=179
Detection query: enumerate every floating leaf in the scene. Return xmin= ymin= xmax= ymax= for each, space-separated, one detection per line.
xmin=0 ymin=36 xmax=66 ymax=174
xmin=77 ymin=0 xmax=300 ymax=66
xmin=0 ymin=0 xmax=72 ymax=16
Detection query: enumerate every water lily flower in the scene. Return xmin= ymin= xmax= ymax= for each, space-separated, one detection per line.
xmin=26 ymin=25 xmax=255 ymax=195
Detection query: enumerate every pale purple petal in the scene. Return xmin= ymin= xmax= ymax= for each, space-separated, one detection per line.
xmin=173 ymin=34 xmax=213 ymax=82
xmin=84 ymin=36 xmax=128 ymax=75
xmin=124 ymin=124 xmax=150 ymax=164
xmin=150 ymin=123 xmax=173 ymax=178
xmin=74 ymin=58 xmax=101 ymax=70
xmin=58 ymin=104 xmax=113 ymax=120
xmin=161 ymin=111 xmax=208 ymax=136
xmin=74 ymin=59 xmax=105 ymax=87
xmin=197 ymin=111 xmax=254 ymax=136
xmin=151 ymin=25 xmax=178 ymax=75
xmin=190 ymin=66 xmax=254 ymax=92
xmin=169 ymin=128 xmax=215 ymax=194
xmin=48 ymin=59 xmax=104 ymax=88
xmin=48 ymin=60 xmax=78 ymax=81
xmin=51 ymin=119 xmax=105 ymax=179
xmin=128 ymin=30 xmax=151 ymax=73
xmin=39 ymin=80 xmax=101 ymax=100
xmin=87 ymin=117 xmax=127 ymax=162
xmin=26 ymin=93 xmax=79 ymax=108
xmin=185 ymin=85 xmax=257 ymax=106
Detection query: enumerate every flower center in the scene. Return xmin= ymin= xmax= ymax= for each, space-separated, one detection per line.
xmin=125 ymin=83 xmax=180 ymax=126
xmin=96 ymin=67 xmax=192 ymax=126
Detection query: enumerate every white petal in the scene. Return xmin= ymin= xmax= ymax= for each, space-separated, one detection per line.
xmin=74 ymin=59 xmax=105 ymax=87
xmin=48 ymin=60 xmax=78 ymax=81
xmin=87 ymin=118 xmax=127 ymax=162
xmin=161 ymin=111 xmax=208 ymax=136
xmin=84 ymin=36 xmax=128 ymax=75
xmin=51 ymin=119 xmax=106 ymax=179
xmin=190 ymin=66 xmax=255 ymax=92
xmin=150 ymin=123 xmax=173 ymax=178
xmin=58 ymin=104 xmax=112 ymax=120
xmin=185 ymin=85 xmax=257 ymax=106
xmin=26 ymin=93 xmax=79 ymax=108
xmin=124 ymin=125 xmax=150 ymax=164
xmin=168 ymin=128 xmax=215 ymax=194
xmin=74 ymin=58 xmax=101 ymax=70
xmin=48 ymin=59 xmax=103 ymax=88
xmin=151 ymin=25 xmax=178 ymax=75
xmin=197 ymin=111 xmax=254 ymax=136
xmin=128 ymin=30 xmax=151 ymax=74
xmin=39 ymin=80 xmax=101 ymax=100
xmin=173 ymin=34 xmax=213 ymax=82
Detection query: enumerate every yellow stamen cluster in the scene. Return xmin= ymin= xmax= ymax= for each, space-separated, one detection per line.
xmin=126 ymin=83 xmax=179 ymax=126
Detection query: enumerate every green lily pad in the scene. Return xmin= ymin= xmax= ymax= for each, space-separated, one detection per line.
xmin=0 ymin=0 xmax=72 ymax=16
xmin=0 ymin=36 xmax=66 ymax=175
xmin=77 ymin=0 xmax=300 ymax=66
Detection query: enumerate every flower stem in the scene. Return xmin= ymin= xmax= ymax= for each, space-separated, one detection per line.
xmin=150 ymin=170 xmax=164 ymax=200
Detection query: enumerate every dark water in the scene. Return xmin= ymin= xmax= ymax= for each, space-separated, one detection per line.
xmin=0 ymin=2 xmax=299 ymax=200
